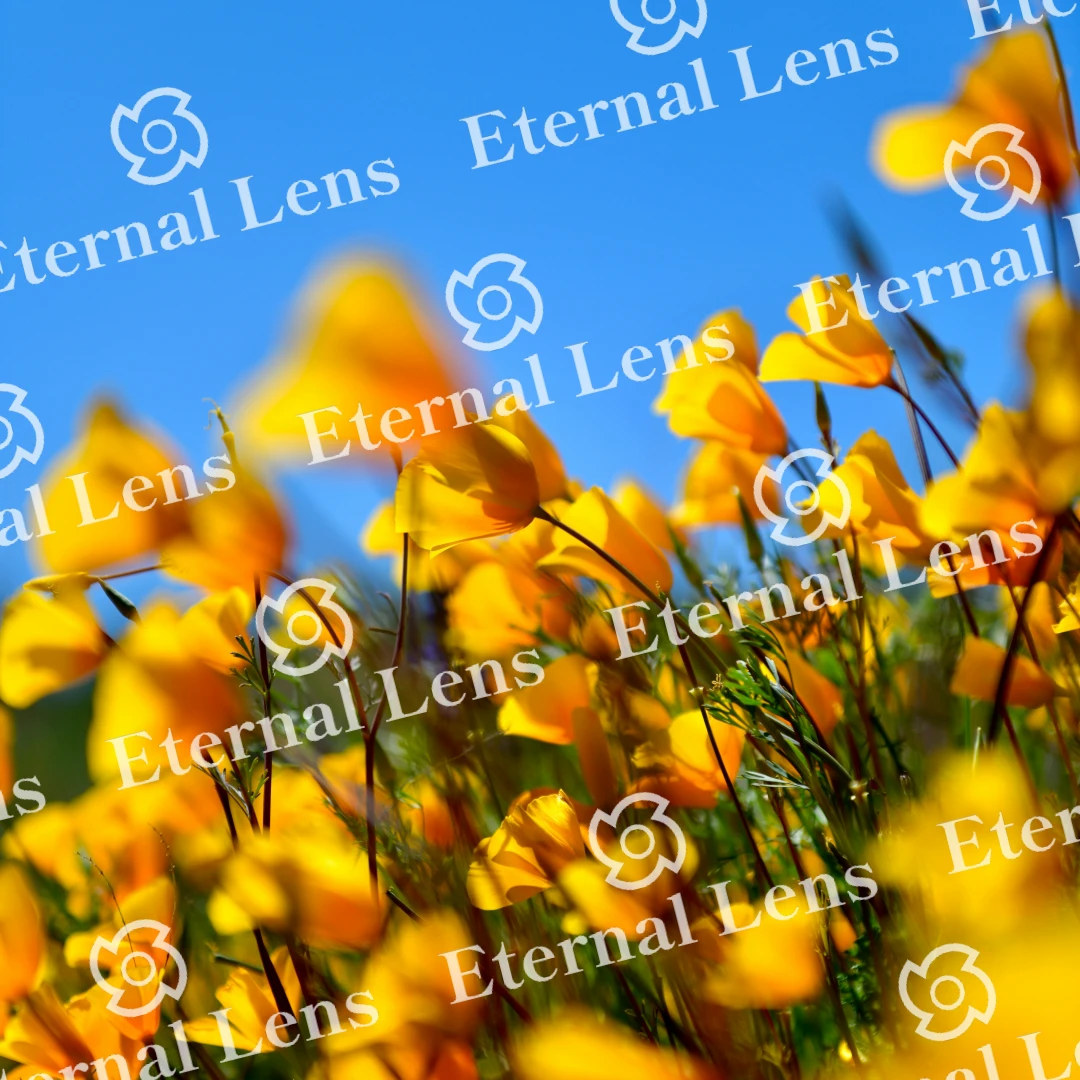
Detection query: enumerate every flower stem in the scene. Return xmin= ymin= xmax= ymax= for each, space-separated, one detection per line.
xmin=535 ymin=506 xmax=774 ymax=888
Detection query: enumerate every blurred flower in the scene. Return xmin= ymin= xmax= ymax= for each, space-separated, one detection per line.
xmin=0 ymin=582 xmax=107 ymax=708
xmin=654 ymin=311 xmax=787 ymax=453
xmin=0 ymin=864 xmax=45 ymax=1005
xmin=872 ymin=752 xmax=1061 ymax=933
xmin=163 ymin=463 xmax=289 ymax=592
xmin=235 ymin=262 xmax=459 ymax=461
xmin=671 ymin=443 xmax=775 ymax=528
xmin=185 ymin=946 xmax=300 ymax=1051
xmin=512 ymin=1010 xmax=717 ymax=1080
xmin=467 ymin=790 xmax=587 ymax=909
xmin=402 ymin=777 xmax=456 ymax=850
xmin=318 ymin=911 xmax=481 ymax=1080
xmin=497 ymin=654 xmax=593 ymax=745
xmin=760 ymin=276 xmax=894 ymax=388
xmin=213 ymin=827 xmax=382 ymax=950
xmin=88 ymin=597 xmax=246 ymax=784
xmin=695 ymin=907 xmax=824 ymax=1009
xmin=397 ymin=422 xmax=539 ymax=553
xmin=784 ymin=650 xmax=844 ymax=740
xmin=362 ymin=498 xmax=491 ymax=592
xmin=537 ymin=488 xmax=672 ymax=599
xmin=0 ymin=984 xmax=144 ymax=1078
xmin=611 ymin=478 xmax=681 ymax=553
xmin=446 ymin=559 xmax=570 ymax=660
xmin=37 ymin=400 xmax=189 ymax=573
xmin=951 ymin=635 xmax=1058 ymax=708
xmin=872 ymin=30 xmax=1073 ymax=202
xmin=921 ymin=404 xmax=1061 ymax=592
xmin=632 ymin=711 xmax=745 ymax=808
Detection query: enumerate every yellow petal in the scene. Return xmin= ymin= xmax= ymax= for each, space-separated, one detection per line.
xmin=396 ymin=423 xmax=539 ymax=553
xmin=498 ymin=654 xmax=592 ymax=745
xmin=537 ymin=488 xmax=672 ymax=599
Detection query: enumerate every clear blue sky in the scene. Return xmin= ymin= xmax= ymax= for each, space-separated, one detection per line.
xmin=0 ymin=0 xmax=1077 ymax=596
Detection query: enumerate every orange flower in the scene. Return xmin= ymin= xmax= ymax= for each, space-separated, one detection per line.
xmin=0 ymin=863 xmax=45 ymax=1005
xmin=611 ymin=479 xmax=682 ymax=552
xmin=467 ymin=790 xmax=586 ymax=910
xmin=951 ymin=636 xmax=1059 ymax=708
xmin=760 ymin=275 xmax=894 ymax=388
xmin=872 ymin=30 xmax=1073 ymax=203
xmin=396 ymin=421 xmax=539 ymax=553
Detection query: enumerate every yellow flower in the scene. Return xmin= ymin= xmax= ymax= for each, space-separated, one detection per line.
xmin=872 ymin=30 xmax=1074 ymax=202
xmin=611 ymin=479 xmax=682 ymax=552
xmin=537 ymin=487 xmax=672 ymax=599
xmin=215 ymin=829 xmax=382 ymax=950
xmin=317 ymin=911 xmax=481 ymax=1080
xmin=760 ymin=275 xmax=894 ymax=388
xmin=0 ymin=583 xmax=106 ymax=708
xmin=467 ymin=789 xmax=586 ymax=910
xmin=87 ymin=598 xmax=246 ymax=784
xmin=234 ymin=262 xmax=460 ymax=461
xmin=803 ymin=430 xmax=934 ymax=567
xmin=632 ymin=711 xmax=745 ymax=808
xmin=162 ymin=464 xmax=289 ymax=591
xmin=362 ymin=498 xmax=492 ymax=592
xmin=671 ymin=443 xmax=774 ymax=528
xmin=184 ymin=946 xmax=300 ymax=1052
xmin=654 ymin=311 xmax=787 ymax=453
xmin=512 ymin=1010 xmax=717 ymax=1080
xmin=0 ymin=984 xmax=143 ymax=1078
xmin=697 ymin=907 xmax=824 ymax=1009
xmin=872 ymin=752 xmax=1061 ymax=934
xmin=920 ymin=404 xmax=1061 ymax=592
xmin=497 ymin=654 xmax=593 ymax=745
xmin=37 ymin=400 xmax=190 ymax=573
xmin=0 ymin=864 xmax=45 ymax=1005
xmin=446 ymin=559 xmax=570 ymax=660
xmin=951 ymin=636 xmax=1058 ymax=708
xmin=396 ymin=422 xmax=539 ymax=553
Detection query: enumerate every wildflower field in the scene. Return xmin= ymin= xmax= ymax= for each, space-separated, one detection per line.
xmin=1 ymin=22 xmax=1080 ymax=1080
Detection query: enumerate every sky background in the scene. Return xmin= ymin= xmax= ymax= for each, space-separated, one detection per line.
xmin=0 ymin=0 xmax=1077 ymax=600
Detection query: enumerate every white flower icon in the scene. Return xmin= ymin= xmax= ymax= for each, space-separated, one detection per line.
xmin=587 ymin=793 xmax=686 ymax=892
xmin=944 ymin=123 xmax=1041 ymax=222
xmin=609 ymin=0 xmax=707 ymax=55
xmin=753 ymin=449 xmax=851 ymax=548
xmin=89 ymin=919 xmax=187 ymax=1018
xmin=111 ymin=87 xmax=208 ymax=186
xmin=445 ymin=254 xmax=543 ymax=353
xmin=0 ymin=384 xmax=44 ymax=480
xmin=898 ymin=943 xmax=996 ymax=1042
xmin=256 ymin=577 xmax=353 ymax=678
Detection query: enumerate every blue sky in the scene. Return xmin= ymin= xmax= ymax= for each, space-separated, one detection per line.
xmin=0 ymin=0 xmax=1077 ymax=596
